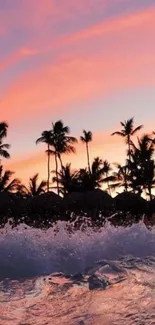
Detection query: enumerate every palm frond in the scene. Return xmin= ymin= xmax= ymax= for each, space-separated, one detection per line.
xmin=0 ymin=121 xmax=8 ymax=138
xmin=80 ymin=130 xmax=92 ymax=143
xmin=0 ymin=149 xmax=10 ymax=159
xmin=131 ymin=124 xmax=143 ymax=135
xmin=4 ymin=178 xmax=21 ymax=192
xmin=111 ymin=131 xmax=124 ymax=136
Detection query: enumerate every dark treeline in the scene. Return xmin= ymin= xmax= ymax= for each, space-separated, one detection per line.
xmin=0 ymin=118 xmax=155 ymax=230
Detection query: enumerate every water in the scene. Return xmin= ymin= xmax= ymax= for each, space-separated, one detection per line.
xmin=1 ymin=220 xmax=155 ymax=324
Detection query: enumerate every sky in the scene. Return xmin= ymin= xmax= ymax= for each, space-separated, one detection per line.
xmin=1 ymin=0 xmax=155 ymax=184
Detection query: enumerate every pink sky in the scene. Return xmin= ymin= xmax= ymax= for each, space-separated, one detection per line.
xmin=1 ymin=0 xmax=155 ymax=184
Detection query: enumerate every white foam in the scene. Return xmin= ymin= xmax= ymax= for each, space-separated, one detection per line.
xmin=0 ymin=221 xmax=155 ymax=279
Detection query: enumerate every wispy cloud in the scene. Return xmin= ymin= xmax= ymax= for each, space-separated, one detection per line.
xmin=1 ymin=49 xmax=155 ymax=123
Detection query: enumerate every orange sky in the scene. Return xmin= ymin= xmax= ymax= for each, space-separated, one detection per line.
xmin=4 ymin=131 xmax=125 ymax=183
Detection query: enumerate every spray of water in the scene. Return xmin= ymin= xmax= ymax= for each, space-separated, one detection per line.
xmin=0 ymin=220 xmax=155 ymax=279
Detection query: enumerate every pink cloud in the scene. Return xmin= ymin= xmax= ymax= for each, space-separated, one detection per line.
xmin=1 ymin=49 xmax=155 ymax=123
xmin=1 ymin=5 xmax=154 ymax=73
xmin=0 ymin=47 xmax=38 ymax=72
xmin=61 ymin=6 xmax=155 ymax=45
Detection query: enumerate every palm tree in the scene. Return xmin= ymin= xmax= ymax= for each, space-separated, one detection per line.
xmin=51 ymin=120 xmax=77 ymax=169
xmin=36 ymin=130 xmax=53 ymax=192
xmin=53 ymin=158 xmax=104 ymax=193
xmin=0 ymin=122 xmax=8 ymax=138
xmin=18 ymin=173 xmax=47 ymax=198
xmin=103 ymin=163 xmax=130 ymax=193
xmin=78 ymin=157 xmax=104 ymax=191
xmin=50 ymin=120 xmax=77 ymax=194
xmin=0 ymin=121 xmax=10 ymax=165
xmin=0 ymin=141 xmax=10 ymax=160
xmin=111 ymin=118 xmax=143 ymax=161
xmin=52 ymin=163 xmax=79 ymax=196
xmin=80 ymin=130 xmax=92 ymax=173
xmin=130 ymin=134 xmax=154 ymax=162
xmin=0 ymin=166 xmax=21 ymax=193
xmin=36 ymin=121 xmax=77 ymax=195
xmin=129 ymin=134 xmax=155 ymax=197
xmin=142 ymin=159 xmax=155 ymax=200
xmin=102 ymin=160 xmax=112 ymax=194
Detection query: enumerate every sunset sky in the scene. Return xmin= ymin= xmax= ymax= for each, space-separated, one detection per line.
xmin=1 ymin=0 xmax=155 ymax=184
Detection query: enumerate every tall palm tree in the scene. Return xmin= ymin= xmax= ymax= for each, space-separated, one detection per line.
xmin=36 ymin=130 xmax=53 ymax=192
xmin=111 ymin=118 xmax=143 ymax=161
xmin=102 ymin=160 xmax=112 ymax=194
xmin=0 ymin=121 xmax=10 ymax=165
xmin=18 ymin=173 xmax=47 ymax=198
xmin=51 ymin=120 xmax=77 ymax=169
xmin=80 ymin=130 xmax=92 ymax=173
xmin=0 ymin=166 xmax=21 ymax=193
xmin=50 ymin=120 xmax=77 ymax=194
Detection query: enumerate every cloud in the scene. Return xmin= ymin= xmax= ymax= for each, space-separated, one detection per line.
xmin=29 ymin=5 xmax=155 ymax=52
xmin=0 ymin=0 xmax=131 ymax=31
xmin=1 ymin=5 xmax=154 ymax=73
xmin=0 ymin=47 xmax=38 ymax=72
xmin=61 ymin=6 xmax=155 ymax=45
xmin=1 ymin=49 xmax=155 ymax=123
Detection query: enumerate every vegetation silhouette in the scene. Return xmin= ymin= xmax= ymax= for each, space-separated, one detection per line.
xmin=36 ymin=120 xmax=77 ymax=195
xmin=80 ymin=130 xmax=92 ymax=173
xmin=111 ymin=117 xmax=143 ymax=163
xmin=0 ymin=117 xmax=155 ymax=229
xmin=0 ymin=121 xmax=10 ymax=164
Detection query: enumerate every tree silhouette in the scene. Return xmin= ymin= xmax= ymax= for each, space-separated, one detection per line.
xmin=129 ymin=134 xmax=155 ymax=197
xmin=50 ymin=120 xmax=77 ymax=194
xmin=0 ymin=166 xmax=21 ymax=192
xmin=80 ymin=130 xmax=92 ymax=173
xmin=78 ymin=157 xmax=104 ymax=191
xmin=103 ymin=163 xmax=130 ymax=193
xmin=53 ymin=158 xmax=104 ymax=193
xmin=51 ymin=120 xmax=77 ymax=168
xmin=18 ymin=173 xmax=47 ymax=198
xmin=102 ymin=160 xmax=112 ymax=194
xmin=36 ymin=130 xmax=53 ymax=192
xmin=0 ymin=121 xmax=10 ymax=164
xmin=52 ymin=163 xmax=79 ymax=196
xmin=111 ymin=117 xmax=143 ymax=161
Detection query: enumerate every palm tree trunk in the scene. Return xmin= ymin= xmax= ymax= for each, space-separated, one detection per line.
xmin=128 ymin=135 xmax=131 ymax=162
xmin=124 ymin=179 xmax=128 ymax=192
xmin=128 ymin=135 xmax=134 ymax=193
xmin=47 ymin=144 xmax=50 ymax=192
xmin=106 ymin=173 xmax=111 ymax=195
xmin=124 ymin=171 xmax=128 ymax=192
xmin=58 ymin=154 xmax=63 ymax=171
xmin=86 ymin=143 xmax=91 ymax=173
xmin=148 ymin=185 xmax=152 ymax=201
xmin=54 ymin=152 xmax=59 ymax=195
